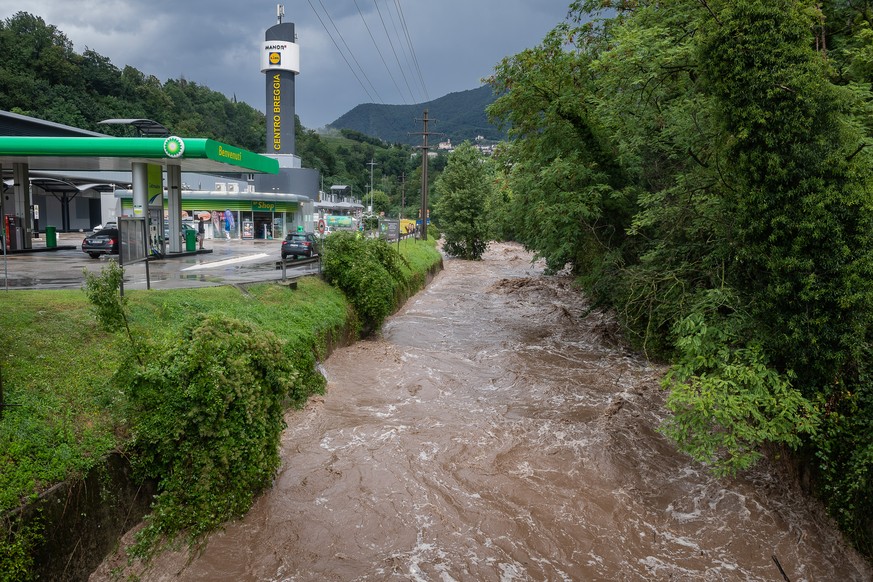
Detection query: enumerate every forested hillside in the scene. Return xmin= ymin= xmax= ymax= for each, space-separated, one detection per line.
xmin=0 ymin=13 xmax=265 ymax=151
xmin=299 ymin=127 xmax=446 ymax=220
xmin=328 ymin=85 xmax=505 ymax=146
xmin=486 ymin=0 xmax=873 ymax=557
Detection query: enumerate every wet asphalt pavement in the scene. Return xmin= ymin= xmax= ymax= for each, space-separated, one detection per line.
xmin=0 ymin=232 xmax=321 ymax=291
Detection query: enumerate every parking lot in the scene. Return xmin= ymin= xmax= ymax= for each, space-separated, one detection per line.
xmin=0 ymin=232 xmax=321 ymax=291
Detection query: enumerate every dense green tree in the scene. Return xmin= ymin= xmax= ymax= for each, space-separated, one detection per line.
xmin=368 ymin=190 xmax=392 ymax=216
xmin=80 ymin=49 xmax=123 ymax=98
xmin=3 ymin=12 xmax=76 ymax=86
xmin=699 ymin=0 xmax=873 ymax=396
xmin=697 ymin=0 xmax=873 ymax=546
xmin=433 ymin=142 xmax=492 ymax=259
xmin=487 ymin=22 xmax=633 ymax=277
xmin=600 ymin=6 xmax=731 ymax=354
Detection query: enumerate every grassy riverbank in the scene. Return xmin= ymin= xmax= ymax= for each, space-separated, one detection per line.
xmin=0 ymin=236 xmax=442 ymax=579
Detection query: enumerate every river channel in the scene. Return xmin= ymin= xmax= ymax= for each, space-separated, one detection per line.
xmin=91 ymin=242 xmax=872 ymax=581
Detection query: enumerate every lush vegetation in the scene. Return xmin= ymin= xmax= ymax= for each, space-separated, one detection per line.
xmin=0 ymin=236 xmax=442 ymax=575
xmin=7 ymin=0 xmax=873 ymax=566
xmin=321 ymin=233 xmax=441 ymax=332
xmin=433 ymin=142 xmax=494 ymax=260
xmin=81 ymin=262 xmax=317 ymax=557
xmin=0 ymin=276 xmax=345 ymax=571
xmin=485 ymin=0 xmax=873 ymax=555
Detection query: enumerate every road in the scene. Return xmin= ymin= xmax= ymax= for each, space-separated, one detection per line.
xmin=0 ymin=232 xmax=321 ymax=291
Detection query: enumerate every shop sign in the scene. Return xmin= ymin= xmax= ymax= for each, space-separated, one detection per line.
xmin=253 ymin=201 xmax=276 ymax=212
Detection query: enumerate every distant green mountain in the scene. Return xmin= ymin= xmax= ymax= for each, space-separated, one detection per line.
xmin=326 ymin=85 xmax=505 ymax=146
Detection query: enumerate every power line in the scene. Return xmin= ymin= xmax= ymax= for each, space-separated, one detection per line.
xmin=307 ymin=0 xmax=383 ymax=103
xmin=393 ymin=0 xmax=429 ymax=102
xmin=372 ymin=0 xmax=417 ymax=104
xmin=305 ymin=0 xmax=429 ymax=107
xmin=353 ymin=0 xmax=410 ymax=104
xmin=383 ymin=1 xmax=423 ymax=103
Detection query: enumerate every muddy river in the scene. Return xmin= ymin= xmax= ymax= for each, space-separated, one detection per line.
xmin=91 ymin=242 xmax=872 ymax=581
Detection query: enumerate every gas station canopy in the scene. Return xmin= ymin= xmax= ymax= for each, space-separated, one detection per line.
xmin=0 ymin=136 xmax=279 ymax=175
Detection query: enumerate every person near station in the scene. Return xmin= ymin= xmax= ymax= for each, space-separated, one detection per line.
xmin=198 ymin=217 xmax=205 ymax=249
xmin=224 ymin=209 xmax=234 ymax=240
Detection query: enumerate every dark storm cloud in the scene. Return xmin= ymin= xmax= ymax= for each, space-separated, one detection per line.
xmin=0 ymin=0 xmax=571 ymax=128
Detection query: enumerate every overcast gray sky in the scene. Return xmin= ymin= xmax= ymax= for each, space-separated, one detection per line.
xmin=0 ymin=0 xmax=572 ymax=129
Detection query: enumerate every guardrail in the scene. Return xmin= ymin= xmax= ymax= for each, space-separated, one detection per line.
xmin=275 ymin=255 xmax=321 ymax=283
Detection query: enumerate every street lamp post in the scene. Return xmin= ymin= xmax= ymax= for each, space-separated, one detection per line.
xmin=367 ymin=159 xmax=377 ymax=214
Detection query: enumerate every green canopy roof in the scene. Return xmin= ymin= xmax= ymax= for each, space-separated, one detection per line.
xmin=0 ymin=136 xmax=279 ymax=174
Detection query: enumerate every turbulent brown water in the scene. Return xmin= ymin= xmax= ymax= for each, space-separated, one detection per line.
xmin=91 ymin=242 xmax=872 ymax=582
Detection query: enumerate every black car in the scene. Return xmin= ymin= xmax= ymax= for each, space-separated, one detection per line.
xmin=281 ymin=232 xmax=319 ymax=259
xmin=82 ymin=228 xmax=119 ymax=258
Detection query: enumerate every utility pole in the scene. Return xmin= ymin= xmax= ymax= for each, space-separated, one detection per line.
xmin=398 ymin=173 xmax=406 ymax=252
xmin=400 ymin=173 xmax=406 ymax=220
xmin=367 ymin=159 xmax=378 ymax=215
xmin=415 ymin=109 xmax=434 ymax=240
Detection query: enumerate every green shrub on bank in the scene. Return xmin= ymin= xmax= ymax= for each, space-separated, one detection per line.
xmin=122 ymin=314 xmax=300 ymax=557
xmin=321 ymin=232 xmax=411 ymax=331
xmin=661 ymin=292 xmax=818 ymax=476
xmin=0 ymin=513 xmax=42 ymax=582
xmin=96 ymin=275 xmax=348 ymax=558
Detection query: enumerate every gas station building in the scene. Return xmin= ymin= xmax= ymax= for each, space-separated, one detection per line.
xmin=0 ymin=110 xmax=313 ymax=255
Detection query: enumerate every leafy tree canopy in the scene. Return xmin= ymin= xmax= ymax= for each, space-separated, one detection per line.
xmin=434 ymin=142 xmax=493 ymax=260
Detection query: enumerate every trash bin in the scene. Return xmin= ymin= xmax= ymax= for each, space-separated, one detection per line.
xmin=185 ymin=228 xmax=197 ymax=252
xmin=45 ymin=226 xmax=57 ymax=248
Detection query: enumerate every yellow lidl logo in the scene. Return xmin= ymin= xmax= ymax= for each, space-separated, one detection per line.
xmin=269 ymin=52 xmax=281 ymax=65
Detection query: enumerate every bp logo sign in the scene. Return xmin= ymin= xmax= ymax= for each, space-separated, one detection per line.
xmin=163 ymin=136 xmax=185 ymax=158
